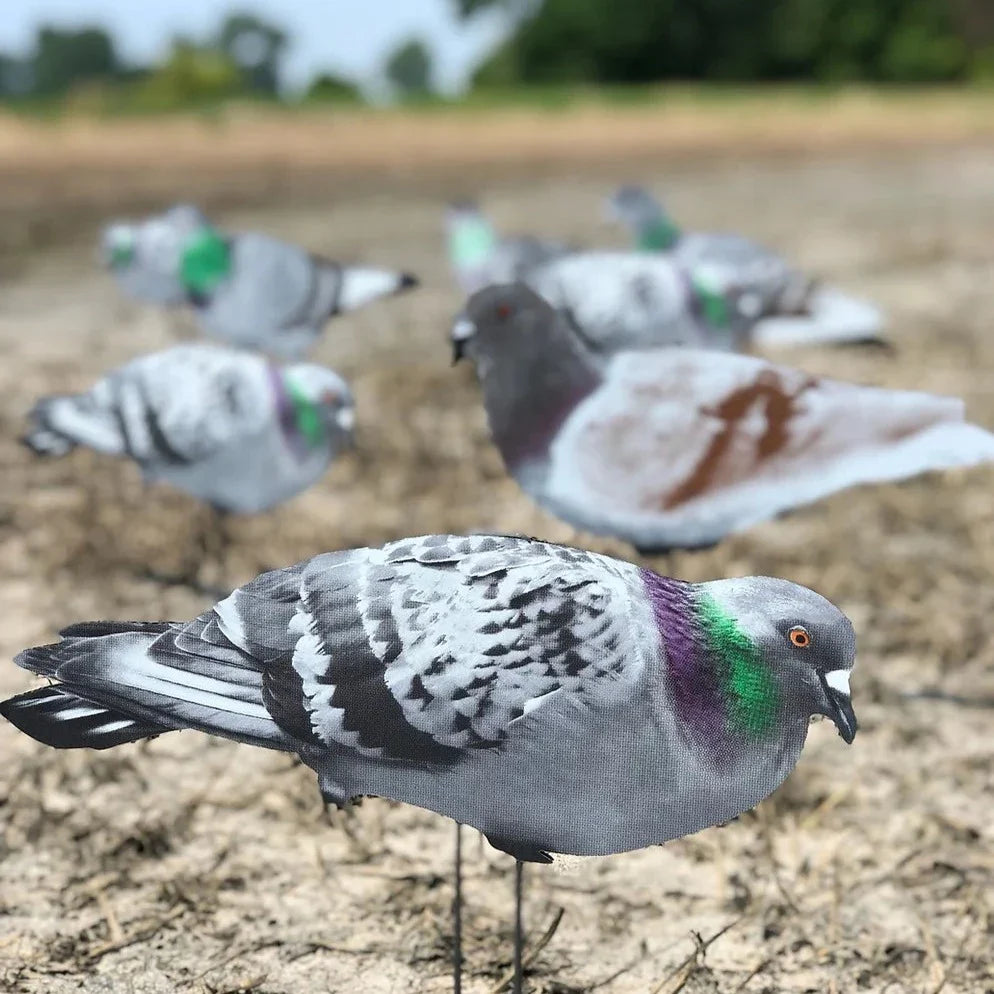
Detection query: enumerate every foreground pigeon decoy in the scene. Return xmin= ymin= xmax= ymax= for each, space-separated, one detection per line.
xmin=1 ymin=533 xmax=859 ymax=994
xmin=607 ymin=184 xmax=887 ymax=350
xmin=101 ymin=204 xmax=208 ymax=306
xmin=22 ymin=343 xmax=354 ymax=583
xmin=446 ymin=200 xmax=573 ymax=295
xmin=453 ymin=284 xmax=994 ymax=554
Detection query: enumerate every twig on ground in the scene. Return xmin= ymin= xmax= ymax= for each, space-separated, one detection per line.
xmin=487 ymin=907 xmax=566 ymax=994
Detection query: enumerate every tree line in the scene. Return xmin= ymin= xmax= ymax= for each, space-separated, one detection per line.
xmin=460 ymin=0 xmax=994 ymax=85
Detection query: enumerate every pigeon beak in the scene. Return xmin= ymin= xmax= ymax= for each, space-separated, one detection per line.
xmin=451 ymin=316 xmax=475 ymax=365
xmin=336 ymin=406 xmax=356 ymax=447
xmin=818 ymin=669 xmax=858 ymax=744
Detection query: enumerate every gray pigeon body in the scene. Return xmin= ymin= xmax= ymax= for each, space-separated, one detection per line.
xmin=446 ymin=202 xmax=572 ymax=295
xmin=608 ymin=185 xmax=885 ymax=349
xmin=0 ymin=533 xmax=858 ymax=860
xmin=21 ymin=343 xmax=354 ymax=514
xmin=101 ymin=204 xmax=207 ymax=306
xmin=191 ymin=231 xmax=419 ymax=358
xmin=455 ymin=285 xmax=994 ymax=552
xmin=519 ymin=251 xmax=753 ymax=353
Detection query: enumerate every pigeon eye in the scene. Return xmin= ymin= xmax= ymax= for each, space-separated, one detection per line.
xmin=496 ymin=303 xmax=512 ymax=319
xmin=789 ymin=626 xmax=811 ymax=648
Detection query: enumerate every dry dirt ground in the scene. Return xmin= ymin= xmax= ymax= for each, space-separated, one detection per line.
xmin=0 ymin=126 xmax=993 ymax=994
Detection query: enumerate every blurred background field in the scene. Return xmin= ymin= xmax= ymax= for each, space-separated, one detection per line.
xmin=2 ymin=2 xmax=994 ymax=993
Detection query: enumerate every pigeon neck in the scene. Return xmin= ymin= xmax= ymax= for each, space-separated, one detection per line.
xmin=638 ymin=215 xmax=681 ymax=252
xmin=482 ymin=313 xmax=601 ymax=477
xmin=640 ymin=571 xmax=782 ymax=747
xmin=269 ymin=367 xmax=325 ymax=457
xmin=449 ymin=215 xmax=497 ymax=268
xmin=180 ymin=227 xmax=231 ymax=295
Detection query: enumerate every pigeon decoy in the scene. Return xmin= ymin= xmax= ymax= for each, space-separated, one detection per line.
xmin=445 ymin=200 xmax=573 ymax=295
xmin=453 ymin=284 xmax=994 ymax=555
xmin=607 ymin=184 xmax=887 ymax=350
xmin=1 ymin=533 xmax=858 ymax=993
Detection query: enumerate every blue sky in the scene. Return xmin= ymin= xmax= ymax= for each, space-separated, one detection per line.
xmin=0 ymin=0 xmax=511 ymax=93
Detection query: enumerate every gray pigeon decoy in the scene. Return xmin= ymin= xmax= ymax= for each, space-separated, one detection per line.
xmin=445 ymin=201 xmax=573 ymax=295
xmin=454 ymin=284 xmax=994 ymax=554
xmin=101 ymin=204 xmax=208 ymax=306
xmin=22 ymin=343 xmax=354 ymax=587
xmin=22 ymin=343 xmax=354 ymax=514
xmin=519 ymin=250 xmax=755 ymax=353
xmin=184 ymin=225 xmax=419 ymax=357
xmin=607 ymin=184 xmax=886 ymax=349
xmin=1 ymin=533 xmax=858 ymax=993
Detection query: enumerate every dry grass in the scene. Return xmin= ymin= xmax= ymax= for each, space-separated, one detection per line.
xmin=0 ymin=126 xmax=993 ymax=993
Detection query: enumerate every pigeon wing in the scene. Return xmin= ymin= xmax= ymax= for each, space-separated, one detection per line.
xmin=215 ymin=535 xmax=651 ymax=764
xmin=545 ymin=350 xmax=994 ymax=548
xmin=109 ymin=344 xmax=272 ymax=465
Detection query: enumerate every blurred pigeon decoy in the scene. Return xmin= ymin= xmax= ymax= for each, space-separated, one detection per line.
xmin=446 ymin=200 xmax=573 ymax=295
xmin=607 ymin=185 xmax=887 ymax=350
xmin=22 ymin=343 xmax=354 ymax=584
xmin=1 ymin=532 xmax=858 ymax=994
xmin=454 ymin=284 xmax=994 ymax=555
xmin=101 ymin=204 xmax=208 ymax=306
xmin=520 ymin=251 xmax=756 ymax=353
xmin=183 ymin=224 xmax=419 ymax=357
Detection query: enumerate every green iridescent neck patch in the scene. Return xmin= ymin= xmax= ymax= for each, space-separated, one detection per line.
xmin=637 ymin=216 xmax=681 ymax=252
xmin=696 ymin=594 xmax=780 ymax=738
xmin=180 ymin=228 xmax=231 ymax=294
xmin=285 ymin=376 xmax=325 ymax=448
xmin=450 ymin=216 xmax=497 ymax=267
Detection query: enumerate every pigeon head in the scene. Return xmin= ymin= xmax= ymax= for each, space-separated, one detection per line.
xmin=452 ymin=283 xmax=561 ymax=366
xmin=695 ymin=576 xmax=858 ymax=744
xmin=607 ymin=185 xmax=681 ymax=251
xmin=282 ymin=365 xmax=356 ymax=449
xmin=101 ymin=223 xmax=137 ymax=270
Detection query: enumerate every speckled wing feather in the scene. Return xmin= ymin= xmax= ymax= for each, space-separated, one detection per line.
xmin=544 ymin=350 xmax=994 ymax=548
xmin=23 ymin=344 xmax=271 ymax=465
xmin=214 ymin=535 xmax=651 ymax=762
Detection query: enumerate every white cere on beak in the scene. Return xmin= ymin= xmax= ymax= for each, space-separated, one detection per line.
xmin=451 ymin=317 xmax=476 ymax=342
xmin=336 ymin=407 xmax=356 ymax=432
xmin=824 ymin=669 xmax=852 ymax=696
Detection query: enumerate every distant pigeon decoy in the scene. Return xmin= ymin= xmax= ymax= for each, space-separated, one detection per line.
xmin=183 ymin=225 xmax=419 ymax=357
xmin=446 ymin=201 xmax=573 ymax=295
xmin=1 ymin=532 xmax=858 ymax=994
xmin=607 ymin=184 xmax=887 ymax=349
xmin=519 ymin=250 xmax=755 ymax=353
xmin=454 ymin=284 xmax=994 ymax=554
xmin=101 ymin=204 xmax=208 ymax=306
xmin=22 ymin=343 xmax=354 ymax=516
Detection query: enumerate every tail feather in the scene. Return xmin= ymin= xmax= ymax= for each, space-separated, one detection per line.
xmin=6 ymin=620 xmax=295 ymax=752
xmin=338 ymin=267 xmax=419 ymax=313
xmin=21 ymin=394 xmax=124 ymax=457
xmin=752 ymin=286 xmax=887 ymax=349
xmin=0 ymin=686 xmax=167 ymax=749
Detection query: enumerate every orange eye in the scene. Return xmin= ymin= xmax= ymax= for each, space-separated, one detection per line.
xmin=496 ymin=303 xmax=511 ymax=319
xmin=789 ymin=626 xmax=811 ymax=648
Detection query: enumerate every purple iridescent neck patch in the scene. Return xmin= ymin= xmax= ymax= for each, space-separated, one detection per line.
xmin=640 ymin=570 xmax=727 ymax=743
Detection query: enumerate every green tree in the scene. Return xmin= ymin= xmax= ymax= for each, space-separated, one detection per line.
xmin=216 ymin=12 xmax=288 ymax=95
xmin=132 ymin=39 xmax=242 ymax=110
xmin=305 ymin=72 xmax=363 ymax=104
xmin=465 ymin=0 xmax=976 ymax=85
xmin=31 ymin=26 xmax=121 ymax=95
xmin=384 ymin=38 xmax=434 ymax=97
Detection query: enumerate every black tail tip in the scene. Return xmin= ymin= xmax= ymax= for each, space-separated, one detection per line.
xmin=399 ymin=272 xmax=420 ymax=291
